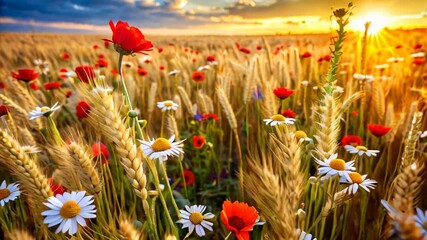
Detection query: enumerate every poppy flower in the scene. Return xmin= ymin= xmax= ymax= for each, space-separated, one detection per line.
xmin=184 ymin=48 xmax=189 ymax=53
xmin=29 ymin=82 xmax=39 ymax=91
xmin=317 ymin=57 xmax=324 ymax=63
xmin=0 ymin=105 xmax=10 ymax=117
xmin=92 ymin=142 xmax=109 ymax=164
xmin=111 ymin=69 xmax=119 ymax=75
xmin=323 ymin=55 xmax=331 ymax=61
xmin=350 ymin=111 xmax=358 ymax=117
xmin=413 ymin=57 xmax=426 ymax=65
xmin=43 ymin=81 xmax=62 ymax=90
xmin=60 ymin=52 xmax=71 ymax=60
xmin=367 ymin=124 xmax=391 ymax=137
xmin=159 ymin=65 xmax=165 ymax=71
xmin=240 ymin=48 xmax=251 ymax=54
xmin=206 ymin=55 xmax=216 ymax=62
xmin=192 ymin=71 xmax=205 ymax=82
xmin=66 ymin=90 xmax=72 ymax=98
xmin=93 ymin=44 xmax=99 ymax=49
xmin=201 ymin=113 xmax=219 ymax=121
xmin=11 ymin=69 xmax=40 ymax=82
xmin=281 ymin=108 xmax=296 ymax=118
xmin=48 ymin=178 xmax=66 ymax=196
xmin=104 ymin=41 xmax=110 ymax=48
xmin=220 ymin=200 xmax=259 ymax=240
xmin=75 ymin=65 xmax=95 ymax=83
xmin=168 ymin=42 xmax=175 ymax=46
xmin=301 ymin=52 xmax=312 ymax=58
xmin=341 ymin=135 xmax=362 ymax=146
xmin=395 ymin=44 xmax=402 ymax=49
xmin=137 ymin=67 xmax=148 ymax=76
xmin=256 ymin=45 xmax=262 ymax=50
xmin=105 ymin=20 xmax=153 ymax=55
xmin=192 ymin=135 xmax=205 ymax=149
xmin=76 ymin=101 xmax=91 ymax=119
xmin=158 ymin=47 xmax=163 ymax=53
xmin=95 ymin=59 xmax=108 ymax=68
xmin=192 ymin=58 xmax=197 ymax=63
xmin=414 ymin=44 xmax=422 ymax=50
xmin=273 ymin=87 xmax=294 ymax=99
xmin=0 ymin=82 xmax=6 ymax=89
xmin=181 ymin=170 xmax=195 ymax=186
xmin=195 ymin=50 xmax=200 ymax=54
xmin=98 ymin=54 xmax=105 ymax=59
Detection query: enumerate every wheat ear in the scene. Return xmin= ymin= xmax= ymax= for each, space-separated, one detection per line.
xmin=5 ymin=229 xmax=36 ymax=240
xmin=119 ymin=219 xmax=143 ymax=240
xmin=177 ymin=86 xmax=194 ymax=115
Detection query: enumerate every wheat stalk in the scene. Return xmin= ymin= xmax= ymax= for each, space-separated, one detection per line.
xmin=216 ymin=86 xmax=237 ymax=129
xmin=177 ymin=86 xmax=194 ymax=115
xmin=4 ymin=229 xmax=36 ymax=240
xmin=119 ymin=219 xmax=143 ymax=240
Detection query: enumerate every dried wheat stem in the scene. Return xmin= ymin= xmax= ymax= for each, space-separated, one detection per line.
xmin=400 ymin=111 xmax=423 ymax=170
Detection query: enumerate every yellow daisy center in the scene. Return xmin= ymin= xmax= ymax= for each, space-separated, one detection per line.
xmin=0 ymin=188 xmax=11 ymax=200
xmin=164 ymin=101 xmax=174 ymax=107
xmin=189 ymin=212 xmax=203 ymax=225
xmin=271 ymin=114 xmax=285 ymax=121
xmin=349 ymin=172 xmax=363 ymax=184
xmin=295 ymin=131 xmax=307 ymax=139
xmin=40 ymin=107 xmax=50 ymax=112
xmin=329 ymin=158 xmax=346 ymax=171
xmin=355 ymin=146 xmax=368 ymax=151
xmin=60 ymin=200 xmax=81 ymax=219
xmin=151 ymin=138 xmax=172 ymax=152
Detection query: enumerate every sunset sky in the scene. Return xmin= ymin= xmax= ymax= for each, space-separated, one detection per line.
xmin=1 ymin=0 xmax=426 ymax=35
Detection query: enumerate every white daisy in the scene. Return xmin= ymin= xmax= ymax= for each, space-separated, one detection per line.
xmin=168 ymin=69 xmax=181 ymax=76
xmin=59 ymin=69 xmax=76 ymax=79
xmin=375 ymin=64 xmax=389 ymax=69
xmin=344 ymin=145 xmax=380 ymax=157
xmin=353 ymin=73 xmax=374 ymax=82
xmin=411 ymin=52 xmax=425 ymax=58
xmin=157 ymin=100 xmax=179 ymax=112
xmin=42 ymin=191 xmax=96 ymax=235
xmin=293 ymin=131 xmax=312 ymax=143
xmin=176 ymin=204 xmax=215 ymax=238
xmin=340 ymin=172 xmax=377 ymax=194
xmin=264 ymin=114 xmax=295 ymax=126
xmin=414 ymin=207 xmax=427 ymax=237
xmin=34 ymin=59 xmax=50 ymax=74
xmin=298 ymin=229 xmax=317 ymax=240
xmin=387 ymin=57 xmax=404 ymax=63
xmin=301 ymin=80 xmax=309 ymax=86
xmin=314 ymin=153 xmax=355 ymax=180
xmin=29 ymin=102 xmax=60 ymax=120
xmin=138 ymin=135 xmax=185 ymax=162
xmin=419 ymin=131 xmax=427 ymax=139
xmin=22 ymin=145 xmax=42 ymax=154
xmin=197 ymin=65 xmax=210 ymax=71
xmin=0 ymin=180 xmax=20 ymax=206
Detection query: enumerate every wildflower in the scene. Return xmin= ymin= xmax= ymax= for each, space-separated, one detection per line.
xmin=92 ymin=87 xmax=113 ymax=95
xmin=387 ymin=57 xmax=404 ymax=63
xmin=157 ymin=47 xmax=163 ymax=53
xmin=104 ymin=41 xmax=109 ymax=48
xmin=0 ymin=82 xmax=5 ymax=89
xmin=168 ymin=69 xmax=181 ymax=76
xmin=137 ymin=67 xmax=148 ymax=76
xmin=0 ymin=180 xmax=20 ymax=206
xmin=350 ymin=111 xmax=358 ymax=117
xmin=22 ymin=145 xmax=42 ymax=154
xmin=138 ymin=135 xmax=185 ymax=162
xmin=75 ymin=66 xmax=95 ymax=83
xmin=202 ymin=113 xmax=219 ymax=121
xmin=48 ymin=178 xmax=66 ymax=196
xmin=353 ymin=73 xmax=374 ymax=82
xmin=176 ymin=205 xmax=215 ymax=238
xmin=34 ymin=59 xmax=50 ymax=74
xmin=239 ymin=47 xmax=251 ymax=54
xmin=367 ymin=124 xmax=391 ymax=137
xmin=294 ymin=131 xmax=312 ymax=142
xmin=59 ymin=68 xmax=76 ymax=79
xmin=314 ymin=153 xmax=355 ymax=180
xmin=419 ymin=131 xmax=427 ymax=139
xmin=29 ymin=102 xmax=60 ymax=120
xmin=341 ymin=135 xmax=362 ymax=146
xmin=206 ymin=55 xmax=216 ymax=62
xmin=76 ymin=101 xmax=91 ymax=119
xmin=395 ymin=44 xmax=402 ymax=49
xmin=282 ymin=108 xmax=296 ymax=118
xmin=256 ymin=45 xmax=262 ymax=50
xmin=414 ymin=44 xmax=423 ymax=50
xmin=340 ymin=172 xmax=377 ymax=194
xmin=192 ymin=71 xmax=205 ymax=82
xmin=192 ymin=135 xmax=205 ymax=149
xmin=95 ymin=59 xmax=108 ymax=68
xmin=42 ymin=191 xmax=96 ymax=235
xmin=66 ymin=90 xmax=73 ymax=98
xmin=11 ymin=69 xmax=40 ymax=82
xmin=264 ymin=114 xmax=295 ymax=126
xmin=323 ymin=55 xmax=331 ymax=61
xmin=197 ymin=65 xmax=210 ymax=71
xmin=182 ymin=170 xmax=195 ymax=186
xmin=0 ymin=105 xmax=10 ymax=117
xmin=411 ymin=52 xmax=425 ymax=58
xmin=273 ymin=87 xmax=294 ymax=99
xmin=220 ymin=200 xmax=259 ymax=240
xmin=157 ymin=100 xmax=179 ymax=112
xmin=30 ymin=82 xmax=39 ymax=91
xmin=159 ymin=66 xmax=165 ymax=71
xmin=414 ymin=208 xmax=427 ymax=236
xmin=92 ymin=142 xmax=109 ymax=164
xmin=298 ymin=230 xmax=317 ymax=240
xmin=44 ymin=82 xmax=62 ymax=90
xmin=60 ymin=52 xmax=71 ymax=60
xmin=375 ymin=64 xmax=389 ymax=69
xmin=105 ymin=20 xmax=153 ymax=55
xmin=301 ymin=52 xmax=312 ymax=58
xmin=344 ymin=145 xmax=380 ymax=157
xmin=413 ymin=57 xmax=426 ymax=65
xmin=92 ymin=44 xmax=99 ymax=49
xmin=301 ymin=81 xmax=309 ymax=86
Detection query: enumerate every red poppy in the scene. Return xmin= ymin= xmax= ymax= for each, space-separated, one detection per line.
xmin=168 ymin=42 xmax=175 ymax=46
xmin=181 ymin=170 xmax=195 ymax=186
xmin=92 ymin=142 xmax=109 ymax=164
xmin=111 ymin=69 xmax=119 ymax=75
xmin=158 ymin=47 xmax=163 ymax=53
xmin=66 ymin=90 xmax=72 ymax=98
xmin=44 ymin=81 xmax=62 ymax=90
xmin=273 ymin=47 xmax=280 ymax=55
xmin=29 ymin=82 xmax=39 ymax=91
xmin=11 ymin=69 xmax=40 ymax=82
xmin=75 ymin=65 xmax=95 ymax=83
xmin=202 ymin=113 xmax=219 ymax=121
xmin=192 ymin=135 xmax=205 ymax=149
xmin=192 ymin=71 xmax=205 ymax=82
xmin=220 ymin=200 xmax=259 ymax=240
xmin=323 ymin=55 xmax=331 ymax=61
xmin=98 ymin=53 xmax=105 ymax=59
xmin=281 ymin=108 xmax=296 ymax=118
xmin=367 ymin=124 xmax=391 ymax=137
xmin=95 ymin=59 xmax=109 ymax=68
xmin=240 ymin=48 xmax=251 ymax=54
xmin=395 ymin=44 xmax=402 ymax=49
xmin=48 ymin=178 xmax=66 ymax=196
xmin=317 ymin=57 xmax=324 ymax=63
xmin=413 ymin=57 xmax=426 ymax=65
xmin=0 ymin=82 xmax=6 ymax=89
xmin=273 ymin=87 xmax=294 ymax=99
xmin=159 ymin=65 xmax=165 ymax=71
xmin=0 ymin=105 xmax=10 ymax=117
xmin=256 ymin=45 xmax=262 ymax=50
xmin=137 ymin=67 xmax=148 ymax=76
xmin=93 ymin=44 xmax=99 ymax=49
xmin=341 ymin=135 xmax=362 ymax=146
xmin=104 ymin=41 xmax=110 ymax=48
xmin=184 ymin=48 xmax=189 ymax=53
xmin=60 ymin=52 xmax=71 ymax=60
xmin=105 ymin=20 xmax=153 ymax=55
xmin=301 ymin=52 xmax=312 ymax=58
xmin=206 ymin=55 xmax=216 ymax=62
xmin=192 ymin=58 xmax=197 ymax=63
xmin=76 ymin=100 xmax=91 ymax=119
xmin=414 ymin=44 xmax=422 ymax=50
xmin=59 ymin=68 xmax=69 ymax=79
xmin=195 ymin=50 xmax=200 ymax=54
xmin=350 ymin=111 xmax=358 ymax=117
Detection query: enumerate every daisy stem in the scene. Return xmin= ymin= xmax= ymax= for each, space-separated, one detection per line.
xmin=47 ymin=116 xmax=63 ymax=145
xmin=160 ymin=162 xmax=181 ymax=218
xmin=178 ymin=159 xmax=189 ymax=199
xmin=160 ymin=111 xmax=165 ymax=138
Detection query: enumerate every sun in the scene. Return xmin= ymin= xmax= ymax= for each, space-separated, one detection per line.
xmin=350 ymin=13 xmax=389 ymax=35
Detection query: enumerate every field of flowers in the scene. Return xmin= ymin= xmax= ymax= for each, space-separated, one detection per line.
xmin=0 ymin=4 xmax=426 ymax=240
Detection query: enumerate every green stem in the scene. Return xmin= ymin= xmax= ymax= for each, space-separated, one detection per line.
xmin=160 ymin=162 xmax=181 ymax=218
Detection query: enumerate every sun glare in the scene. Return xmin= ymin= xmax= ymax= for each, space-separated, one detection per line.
xmin=350 ymin=13 xmax=389 ymax=35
